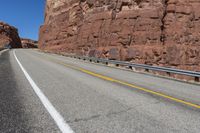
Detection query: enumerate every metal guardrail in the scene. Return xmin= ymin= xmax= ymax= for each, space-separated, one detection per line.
xmin=63 ymin=53 xmax=200 ymax=81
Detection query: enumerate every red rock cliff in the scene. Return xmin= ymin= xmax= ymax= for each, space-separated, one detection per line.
xmin=21 ymin=38 xmax=38 ymax=48
xmin=39 ymin=0 xmax=200 ymax=71
xmin=0 ymin=22 xmax=22 ymax=49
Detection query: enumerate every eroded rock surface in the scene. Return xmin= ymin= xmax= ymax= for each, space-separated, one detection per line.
xmin=39 ymin=0 xmax=200 ymax=71
xmin=21 ymin=38 xmax=38 ymax=48
xmin=0 ymin=22 xmax=22 ymax=49
xmin=164 ymin=0 xmax=200 ymax=70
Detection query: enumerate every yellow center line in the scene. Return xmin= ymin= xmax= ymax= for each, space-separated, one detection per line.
xmin=44 ymin=55 xmax=200 ymax=109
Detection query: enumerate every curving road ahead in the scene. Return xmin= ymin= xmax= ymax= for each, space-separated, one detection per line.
xmin=0 ymin=49 xmax=200 ymax=133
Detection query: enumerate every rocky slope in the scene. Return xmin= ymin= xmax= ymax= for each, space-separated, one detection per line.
xmin=39 ymin=0 xmax=200 ymax=71
xmin=0 ymin=22 xmax=22 ymax=49
xmin=21 ymin=38 xmax=38 ymax=48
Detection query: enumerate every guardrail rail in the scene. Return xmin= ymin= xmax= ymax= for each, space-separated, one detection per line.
xmin=60 ymin=53 xmax=200 ymax=82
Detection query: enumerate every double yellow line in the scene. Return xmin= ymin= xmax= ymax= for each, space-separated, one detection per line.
xmin=44 ymin=55 xmax=200 ymax=109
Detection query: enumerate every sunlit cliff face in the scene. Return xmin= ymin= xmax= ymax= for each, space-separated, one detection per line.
xmin=39 ymin=0 xmax=200 ymax=71
xmin=0 ymin=22 xmax=22 ymax=48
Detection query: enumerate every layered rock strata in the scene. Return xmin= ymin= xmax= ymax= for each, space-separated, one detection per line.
xmin=0 ymin=22 xmax=22 ymax=49
xmin=21 ymin=38 xmax=38 ymax=48
xmin=39 ymin=0 xmax=200 ymax=71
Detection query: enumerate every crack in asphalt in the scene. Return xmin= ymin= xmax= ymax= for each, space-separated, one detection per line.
xmin=66 ymin=92 xmax=163 ymax=124
xmin=67 ymin=106 xmax=138 ymax=124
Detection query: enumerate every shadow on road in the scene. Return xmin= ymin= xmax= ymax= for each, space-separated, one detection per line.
xmin=0 ymin=51 xmax=30 ymax=132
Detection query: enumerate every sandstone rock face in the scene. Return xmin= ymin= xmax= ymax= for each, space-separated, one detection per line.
xmin=164 ymin=0 xmax=200 ymax=71
xmin=0 ymin=22 xmax=22 ymax=49
xmin=39 ymin=0 xmax=200 ymax=71
xmin=21 ymin=38 xmax=38 ymax=48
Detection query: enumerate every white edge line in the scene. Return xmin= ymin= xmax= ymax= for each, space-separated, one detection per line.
xmin=0 ymin=49 xmax=9 ymax=56
xmin=13 ymin=50 xmax=74 ymax=133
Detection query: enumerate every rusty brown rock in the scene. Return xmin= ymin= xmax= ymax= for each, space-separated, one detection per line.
xmin=21 ymin=38 xmax=38 ymax=48
xmin=39 ymin=0 xmax=200 ymax=71
xmin=164 ymin=0 xmax=200 ymax=71
xmin=0 ymin=21 xmax=22 ymax=49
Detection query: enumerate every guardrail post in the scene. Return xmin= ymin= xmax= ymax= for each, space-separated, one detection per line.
xmin=166 ymin=72 xmax=171 ymax=76
xmin=195 ymin=77 xmax=199 ymax=82
xmin=66 ymin=54 xmax=200 ymax=82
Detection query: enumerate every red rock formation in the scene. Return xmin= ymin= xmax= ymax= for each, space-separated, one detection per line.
xmin=0 ymin=22 xmax=22 ymax=49
xmin=164 ymin=0 xmax=200 ymax=71
xmin=39 ymin=0 xmax=200 ymax=71
xmin=21 ymin=38 xmax=38 ymax=48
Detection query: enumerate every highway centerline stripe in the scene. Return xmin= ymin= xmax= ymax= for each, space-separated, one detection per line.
xmin=13 ymin=50 xmax=74 ymax=133
xmin=43 ymin=55 xmax=200 ymax=109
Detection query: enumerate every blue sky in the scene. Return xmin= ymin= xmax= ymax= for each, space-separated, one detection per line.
xmin=0 ymin=0 xmax=45 ymax=40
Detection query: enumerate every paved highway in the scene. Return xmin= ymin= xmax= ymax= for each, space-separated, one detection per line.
xmin=0 ymin=49 xmax=200 ymax=133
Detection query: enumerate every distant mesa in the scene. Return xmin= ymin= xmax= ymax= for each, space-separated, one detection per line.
xmin=21 ymin=38 xmax=38 ymax=48
xmin=0 ymin=21 xmax=22 ymax=49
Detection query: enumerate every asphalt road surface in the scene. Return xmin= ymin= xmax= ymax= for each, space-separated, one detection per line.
xmin=0 ymin=49 xmax=200 ymax=133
